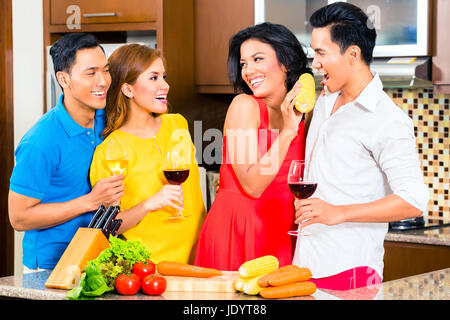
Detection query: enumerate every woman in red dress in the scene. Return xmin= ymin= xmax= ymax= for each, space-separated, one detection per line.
xmin=195 ymin=23 xmax=312 ymax=270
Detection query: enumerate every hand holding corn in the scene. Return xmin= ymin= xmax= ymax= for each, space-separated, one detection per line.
xmin=294 ymin=73 xmax=315 ymax=113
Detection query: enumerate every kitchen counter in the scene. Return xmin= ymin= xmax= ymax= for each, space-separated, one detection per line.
xmin=385 ymin=225 xmax=450 ymax=246
xmin=0 ymin=268 xmax=448 ymax=300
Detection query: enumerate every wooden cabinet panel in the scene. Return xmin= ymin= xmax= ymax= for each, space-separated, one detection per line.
xmin=195 ymin=0 xmax=254 ymax=92
xmin=383 ymin=241 xmax=450 ymax=282
xmin=432 ymin=0 xmax=450 ymax=93
xmin=50 ymin=0 xmax=157 ymax=25
xmin=0 ymin=0 xmax=15 ymax=277
xmin=43 ymin=0 xmax=195 ymax=122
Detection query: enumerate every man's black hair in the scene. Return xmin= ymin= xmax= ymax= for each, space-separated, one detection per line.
xmin=228 ymin=22 xmax=312 ymax=94
xmin=309 ymin=2 xmax=377 ymax=65
xmin=49 ymin=33 xmax=104 ymax=75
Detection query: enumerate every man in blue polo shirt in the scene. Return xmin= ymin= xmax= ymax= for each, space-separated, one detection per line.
xmin=9 ymin=33 xmax=124 ymax=271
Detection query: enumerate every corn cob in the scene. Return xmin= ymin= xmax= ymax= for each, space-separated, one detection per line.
xmin=294 ymin=73 xmax=315 ymax=113
xmin=242 ymin=274 xmax=266 ymax=295
xmin=238 ymin=255 xmax=279 ymax=278
xmin=234 ymin=276 xmax=252 ymax=292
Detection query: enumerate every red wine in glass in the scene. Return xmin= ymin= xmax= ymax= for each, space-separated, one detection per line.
xmin=163 ymin=169 xmax=190 ymax=185
xmin=163 ymin=169 xmax=190 ymax=219
xmin=164 ymin=149 xmax=191 ymax=219
xmin=287 ymin=160 xmax=317 ymax=237
xmin=288 ymin=182 xmax=317 ymax=199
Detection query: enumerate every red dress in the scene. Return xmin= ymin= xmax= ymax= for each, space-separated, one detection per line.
xmin=194 ymin=96 xmax=305 ymax=270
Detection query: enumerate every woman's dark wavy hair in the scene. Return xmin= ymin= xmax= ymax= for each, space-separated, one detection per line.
xmin=228 ymin=22 xmax=312 ymax=94
xmin=309 ymin=2 xmax=377 ymax=65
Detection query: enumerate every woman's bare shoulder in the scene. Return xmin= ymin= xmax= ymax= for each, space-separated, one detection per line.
xmin=230 ymin=94 xmax=259 ymax=109
xmin=224 ymin=94 xmax=260 ymax=130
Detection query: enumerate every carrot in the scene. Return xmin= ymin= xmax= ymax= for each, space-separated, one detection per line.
xmin=157 ymin=261 xmax=223 ymax=278
xmin=259 ymin=281 xmax=317 ymax=299
xmin=268 ymin=266 xmax=312 ymax=287
xmin=258 ymin=265 xmax=301 ymax=287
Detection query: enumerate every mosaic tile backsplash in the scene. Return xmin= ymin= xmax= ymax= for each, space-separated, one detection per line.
xmin=385 ymin=88 xmax=449 ymax=219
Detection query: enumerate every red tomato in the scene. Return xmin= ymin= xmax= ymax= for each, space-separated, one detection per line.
xmin=132 ymin=260 xmax=156 ymax=280
xmin=141 ymin=275 xmax=167 ymax=295
xmin=115 ymin=273 xmax=141 ymax=295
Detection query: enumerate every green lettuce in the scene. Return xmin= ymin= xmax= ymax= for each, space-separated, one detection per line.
xmin=94 ymin=236 xmax=151 ymax=266
xmin=66 ymin=236 xmax=151 ymax=300
xmin=66 ymin=264 xmax=111 ymax=300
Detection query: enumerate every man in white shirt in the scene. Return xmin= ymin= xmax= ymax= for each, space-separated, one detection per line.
xmin=293 ymin=2 xmax=429 ymax=291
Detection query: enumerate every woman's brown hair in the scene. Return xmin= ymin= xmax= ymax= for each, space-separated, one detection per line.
xmin=103 ymin=43 xmax=163 ymax=138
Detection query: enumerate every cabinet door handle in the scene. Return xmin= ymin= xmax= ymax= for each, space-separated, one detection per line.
xmin=83 ymin=12 xmax=117 ymax=18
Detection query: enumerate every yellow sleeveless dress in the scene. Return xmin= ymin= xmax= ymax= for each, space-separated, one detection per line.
xmin=90 ymin=113 xmax=206 ymax=264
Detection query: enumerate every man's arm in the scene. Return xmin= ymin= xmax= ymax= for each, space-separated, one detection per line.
xmin=295 ymin=106 xmax=429 ymax=227
xmin=294 ymin=194 xmax=423 ymax=227
xmin=9 ymin=175 xmax=124 ymax=231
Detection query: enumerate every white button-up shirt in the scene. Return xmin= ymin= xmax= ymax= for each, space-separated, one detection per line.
xmin=293 ymin=73 xmax=429 ymax=279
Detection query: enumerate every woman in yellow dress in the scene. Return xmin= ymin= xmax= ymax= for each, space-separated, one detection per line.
xmin=90 ymin=44 xmax=205 ymax=264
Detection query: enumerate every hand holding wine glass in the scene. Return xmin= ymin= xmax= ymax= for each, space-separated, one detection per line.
xmin=163 ymin=149 xmax=190 ymax=219
xmin=287 ymin=160 xmax=317 ymax=237
xmin=145 ymin=184 xmax=184 ymax=212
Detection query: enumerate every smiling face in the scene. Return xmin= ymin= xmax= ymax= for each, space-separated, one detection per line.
xmin=59 ymin=46 xmax=111 ymax=111
xmin=239 ymin=38 xmax=287 ymax=99
xmin=310 ymin=26 xmax=352 ymax=94
xmin=125 ymin=57 xmax=169 ymax=115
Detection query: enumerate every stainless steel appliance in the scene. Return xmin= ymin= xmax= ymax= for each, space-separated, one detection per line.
xmin=389 ymin=216 xmax=450 ymax=231
xmin=255 ymin=0 xmax=430 ymax=57
xmin=254 ymin=0 xmax=432 ymax=88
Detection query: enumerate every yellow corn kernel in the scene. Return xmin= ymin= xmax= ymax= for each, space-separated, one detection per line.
xmin=234 ymin=277 xmax=252 ymax=292
xmin=294 ymin=73 xmax=315 ymax=113
xmin=243 ymin=274 xmax=266 ymax=295
xmin=238 ymin=255 xmax=279 ymax=278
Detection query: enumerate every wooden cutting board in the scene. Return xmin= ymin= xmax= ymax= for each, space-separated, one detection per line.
xmin=164 ymin=271 xmax=239 ymax=293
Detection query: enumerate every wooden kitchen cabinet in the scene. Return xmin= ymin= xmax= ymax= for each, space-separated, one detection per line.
xmin=42 ymin=0 xmax=195 ymax=115
xmin=383 ymin=240 xmax=450 ymax=282
xmin=50 ymin=0 xmax=157 ymax=25
xmin=44 ymin=0 xmax=161 ymax=37
xmin=432 ymin=0 xmax=450 ymax=93
xmin=194 ymin=0 xmax=254 ymax=93
xmin=0 ymin=0 xmax=14 ymax=277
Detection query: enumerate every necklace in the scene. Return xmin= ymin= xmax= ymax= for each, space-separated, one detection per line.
xmin=152 ymin=135 xmax=162 ymax=154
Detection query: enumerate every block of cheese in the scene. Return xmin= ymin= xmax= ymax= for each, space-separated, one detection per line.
xmin=294 ymin=73 xmax=316 ymax=113
xmin=45 ymin=228 xmax=110 ymax=290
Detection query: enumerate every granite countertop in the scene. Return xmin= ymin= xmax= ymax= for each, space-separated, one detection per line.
xmin=0 ymin=268 xmax=448 ymax=300
xmin=385 ymin=224 xmax=450 ymax=246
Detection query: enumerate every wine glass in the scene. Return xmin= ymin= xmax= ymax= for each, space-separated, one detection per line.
xmin=105 ymin=138 xmax=129 ymax=175
xmin=287 ymin=160 xmax=317 ymax=237
xmin=163 ymin=149 xmax=190 ymax=219
xmin=105 ymin=138 xmax=128 ymax=206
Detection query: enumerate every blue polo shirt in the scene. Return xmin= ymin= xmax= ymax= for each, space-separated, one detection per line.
xmin=10 ymin=94 xmax=105 ymax=269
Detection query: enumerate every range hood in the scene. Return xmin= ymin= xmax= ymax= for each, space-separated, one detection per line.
xmin=311 ymin=57 xmax=433 ymax=89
